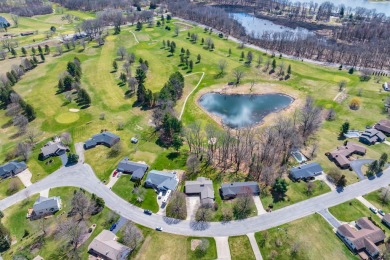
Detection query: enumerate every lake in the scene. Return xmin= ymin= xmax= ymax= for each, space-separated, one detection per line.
xmin=230 ymin=12 xmax=311 ymax=37
xmin=198 ymin=93 xmax=294 ymax=128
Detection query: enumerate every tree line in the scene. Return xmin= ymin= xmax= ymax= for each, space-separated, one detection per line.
xmin=0 ymin=0 xmax=52 ymax=17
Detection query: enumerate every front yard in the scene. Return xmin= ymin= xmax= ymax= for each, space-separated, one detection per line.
xmin=228 ymin=236 xmax=255 ymax=260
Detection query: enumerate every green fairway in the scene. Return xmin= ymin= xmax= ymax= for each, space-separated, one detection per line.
xmin=255 ymin=213 xmax=358 ymax=259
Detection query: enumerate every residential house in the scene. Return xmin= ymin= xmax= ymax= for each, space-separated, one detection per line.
xmin=382 ymin=214 xmax=390 ymax=228
xmin=144 ymin=170 xmax=178 ymax=192
xmin=117 ymin=158 xmax=148 ymax=181
xmin=88 ymin=230 xmax=130 ymax=260
xmin=375 ymin=119 xmax=390 ymax=136
xmin=220 ymin=182 xmax=260 ymax=200
xmin=185 ymin=177 xmax=215 ymax=205
xmin=32 ymin=196 xmax=62 ymax=217
xmin=0 ymin=16 xmax=10 ymax=29
xmin=289 ymin=162 xmax=323 ymax=181
xmin=40 ymin=140 xmax=68 ymax=160
xmin=359 ymin=129 xmax=386 ymax=145
xmin=337 ymin=217 xmax=385 ymax=259
xmin=84 ymin=131 xmax=120 ymax=149
xmin=384 ymin=82 xmax=389 ymax=91
xmin=328 ymin=142 xmax=366 ymax=169
xmin=0 ymin=161 xmax=27 ymax=179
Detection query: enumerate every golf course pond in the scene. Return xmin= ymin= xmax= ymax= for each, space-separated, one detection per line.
xmin=198 ymin=93 xmax=294 ymax=128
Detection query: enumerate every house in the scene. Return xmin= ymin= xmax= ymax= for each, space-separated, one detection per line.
xmin=32 ymin=196 xmax=62 ymax=217
xmin=88 ymin=230 xmax=130 ymax=260
xmin=144 ymin=170 xmax=178 ymax=192
xmin=84 ymin=131 xmax=120 ymax=149
xmin=382 ymin=213 xmax=390 ymax=228
xmin=185 ymin=177 xmax=215 ymax=205
xmin=337 ymin=217 xmax=385 ymax=259
xmin=289 ymin=162 xmax=323 ymax=181
xmin=220 ymin=182 xmax=260 ymax=199
xmin=328 ymin=142 xmax=366 ymax=169
xmin=0 ymin=16 xmax=10 ymax=30
xmin=117 ymin=158 xmax=148 ymax=181
xmin=384 ymin=82 xmax=389 ymax=91
xmin=0 ymin=161 xmax=27 ymax=179
xmin=359 ymin=129 xmax=386 ymax=145
xmin=40 ymin=140 xmax=68 ymax=160
xmin=375 ymin=119 xmax=390 ymax=136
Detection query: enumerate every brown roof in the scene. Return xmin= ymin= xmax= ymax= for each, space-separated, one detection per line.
xmin=329 ymin=142 xmax=366 ymax=167
xmin=337 ymin=217 xmax=385 ymax=253
xmin=375 ymin=120 xmax=390 ymax=134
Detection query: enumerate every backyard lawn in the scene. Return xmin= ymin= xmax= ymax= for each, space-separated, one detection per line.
xmin=228 ymin=236 xmax=255 ymax=260
xmin=255 ymin=214 xmax=358 ymax=260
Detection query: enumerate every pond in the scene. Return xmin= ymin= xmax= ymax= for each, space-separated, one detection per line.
xmin=230 ymin=12 xmax=312 ymax=37
xmin=198 ymin=93 xmax=294 ymax=128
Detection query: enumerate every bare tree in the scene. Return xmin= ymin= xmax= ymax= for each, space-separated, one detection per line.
xmin=166 ymin=191 xmax=187 ymax=220
xmin=233 ymin=187 xmax=255 ymax=219
xmin=70 ymin=190 xmax=91 ymax=221
xmin=306 ymin=181 xmax=316 ymax=195
xmin=13 ymin=114 xmax=28 ymax=134
xmin=186 ymin=154 xmax=200 ymax=175
xmin=8 ymin=178 xmax=20 ymax=194
xmin=380 ymin=187 xmax=390 ymax=205
xmin=60 ymin=132 xmax=72 ymax=146
xmin=218 ymin=59 xmax=227 ymax=76
xmin=117 ymin=46 xmax=127 ymax=60
xmin=174 ymin=25 xmax=180 ymax=36
xmin=16 ymin=142 xmax=32 ymax=161
xmin=56 ymin=44 xmax=63 ymax=55
xmin=232 ymin=68 xmax=245 ymax=86
xmin=56 ymin=218 xmax=87 ymax=253
xmin=338 ymin=80 xmax=347 ymax=92
xmin=123 ymin=62 xmax=131 ymax=77
xmin=128 ymin=77 xmax=138 ymax=94
xmin=195 ymin=206 xmax=213 ymax=222
xmin=122 ymin=222 xmax=143 ymax=251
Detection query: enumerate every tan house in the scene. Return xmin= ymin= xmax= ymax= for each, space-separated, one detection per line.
xmin=375 ymin=119 xmax=390 ymax=136
xmin=328 ymin=141 xmax=366 ymax=169
xmin=88 ymin=230 xmax=130 ymax=260
xmin=337 ymin=217 xmax=385 ymax=259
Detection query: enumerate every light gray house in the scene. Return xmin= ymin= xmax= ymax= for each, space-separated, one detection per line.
xmin=88 ymin=230 xmax=130 ymax=260
xmin=32 ymin=196 xmax=62 ymax=217
xmin=359 ymin=129 xmax=386 ymax=145
xmin=144 ymin=170 xmax=178 ymax=191
xmin=185 ymin=177 xmax=215 ymax=205
xmin=40 ymin=141 xmax=68 ymax=160
xmin=117 ymin=158 xmax=148 ymax=181
xmin=84 ymin=131 xmax=120 ymax=149
xmin=0 ymin=161 xmax=27 ymax=179
xmin=220 ymin=182 xmax=260 ymax=199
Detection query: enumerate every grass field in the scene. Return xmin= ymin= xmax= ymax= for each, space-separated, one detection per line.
xmin=186 ymin=237 xmax=217 ymax=260
xmin=255 ymin=213 xmax=358 ymax=259
xmin=0 ymin=177 xmax=23 ymax=199
xmin=364 ymin=187 xmax=390 ymax=213
xmin=228 ymin=236 xmax=255 ymax=260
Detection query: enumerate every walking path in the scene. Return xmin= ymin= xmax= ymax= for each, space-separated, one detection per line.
xmin=318 ymin=208 xmax=341 ymax=229
xmin=179 ymin=72 xmax=205 ymax=120
xmin=215 ymin=236 xmax=231 ymax=260
xmin=129 ymin=31 xmax=139 ymax=44
xmin=247 ymin=233 xmax=263 ymax=260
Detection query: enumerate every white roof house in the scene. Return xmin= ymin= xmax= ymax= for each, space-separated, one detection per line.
xmin=88 ymin=230 xmax=131 ymax=260
xmin=33 ymin=196 xmax=62 ymax=216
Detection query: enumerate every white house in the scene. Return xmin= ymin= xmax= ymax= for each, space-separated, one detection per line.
xmin=32 ymin=196 xmax=62 ymax=216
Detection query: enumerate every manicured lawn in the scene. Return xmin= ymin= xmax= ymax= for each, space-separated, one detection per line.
xmin=261 ymin=179 xmax=331 ymax=210
xmin=112 ymin=174 xmax=159 ymax=213
xmin=228 ymin=236 xmax=255 ymax=260
xmin=364 ymin=187 xmax=390 ymax=213
xmin=186 ymin=237 xmax=217 ymax=260
xmin=0 ymin=177 xmax=24 ymax=199
xmin=255 ymin=214 xmax=358 ymax=260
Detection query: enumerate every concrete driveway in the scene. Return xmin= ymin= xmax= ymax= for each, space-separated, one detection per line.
xmin=318 ymin=209 xmax=341 ymax=229
xmin=59 ymin=153 xmax=68 ymax=166
xmin=215 ymin=236 xmax=231 ymax=260
xmin=75 ymin=142 xmax=85 ymax=163
xmin=253 ymin=196 xmax=267 ymax=215
xmin=17 ymin=169 xmax=32 ymax=187
xmin=186 ymin=196 xmax=200 ymax=220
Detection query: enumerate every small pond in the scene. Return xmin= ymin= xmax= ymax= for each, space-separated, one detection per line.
xmin=198 ymin=93 xmax=294 ymax=128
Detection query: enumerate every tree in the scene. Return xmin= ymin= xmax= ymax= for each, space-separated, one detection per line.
xmin=336 ymin=175 xmax=347 ymax=187
xmin=67 ymin=153 xmax=79 ymax=164
xmin=61 ymin=132 xmax=72 ymax=145
xmin=240 ymin=51 xmax=244 ymax=60
xmin=128 ymin=77 xmax=138 ymax=95
xmin=112 ymin=61 xmax=118 ymax=71
xmin=136 ymin=22 xmax=142 ymax=31
xmin=228 ymin=48 xmax=232 ymax=56
xmin=31 ymin=47 xmax=36 ymax=56
xmin=232 ymin=68 xmax=245 ymax=86
xmin=233 ymin=187 xmax=255 ymax=219
xmin=0 ymin=223 xmax=10 ymax=252
xmin=348 ymin=68 xmax=354 ymax=74
xmin=10 ymin=47 xmax=16 ymax=58
xmin=122 ymin=222 xmax=143 ymax=252
xmin=273 ymin=178 xmax=288 ymax=197
xmin=166 ymin=191 xmax=187 ymax=219
xmin=246 ymin=51 xmax=253 ymax=64
xmin=7 ymin=178 xmax=20 ymax=195
xmin=340 ymin=121 xmax=350 ymax=135
xmin=380 ymin=187 xmax=390 ymax=205
xmin=40 ymin=53 xmax=45 ymax=62
xmin=172 ymin=133 xmax=183 ymax=151
xmin=174 ymin=26 xmax=179 ymax=36
xmin=349 ymin=97 xmax=361 ymax=110
xmin=221 ymin=207 xmax=233 ymax=221
xmin=77 ymin=88 xmax=91 ymax=106
xmin=287 ymin=64 xmax=291 ymax=75
xmin=16 ymin=142 xmax=32 ymax=161
xmin=218 ymin=59 xmax=227 ymax=76
xmin=306 ymin=182 xmax=316 ymax=195
xmin=195 ymin=207 xmax=213 ymax=222
xmin=195 ymin=239 xmax=210 ymax=257
xmin=327 ymin=168 xmax=342 ymax=184
xmin=21 ymin=47 xmax=27 ymax=56
xmin=108 ymin=142 xmax=122 ymax=157
xmin=272 ymin=59 xmax=276 ymax=71
xmin=71 ymin=190 xmax=91 ymax=220
xmin=338 ymin=80 xmax=347 ymax=92
xmin=117 ymin=46 xmax=127 ymax=60
xmin=379 ymin=153 xmax=388 ymax=169
xmin=189 ymin=60 xmax=193 ymax=71
xmin=56 ymin=218 xmax=87 ymax=253
xmin=197 ymin=54 xmax=201 ymax=63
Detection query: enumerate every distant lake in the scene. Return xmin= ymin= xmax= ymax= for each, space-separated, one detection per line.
xmin=198 ymin=93 xmax=293 ymax=128
xmin=230 ymin=12 xmax=312 ymax=38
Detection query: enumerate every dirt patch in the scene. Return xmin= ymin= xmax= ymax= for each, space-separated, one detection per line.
xmin=191 ymin=239 xmax=202 ymax=251
xmin=195 ymin=82 xmax=303 ymax=128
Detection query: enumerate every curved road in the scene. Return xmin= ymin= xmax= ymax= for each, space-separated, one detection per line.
xmin=1 ymin=163 xmax=390 ymax=237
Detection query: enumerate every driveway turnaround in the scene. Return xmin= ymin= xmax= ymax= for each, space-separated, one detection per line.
xmin=1 ymin=164 xmax=390 ymax=237
xmin=350 ymin=159 xmax=374 ymax=180
xmin=215 ymin=236 xmax=231 ymax=260
xmin=247 ymin=233 xmax=263 ymax=260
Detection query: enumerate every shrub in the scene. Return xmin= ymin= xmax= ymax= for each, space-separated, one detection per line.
xmin=166 ymin=192 xmax=187 ymax=220
xmin=349 ymin=97 xmax=361 ymax=110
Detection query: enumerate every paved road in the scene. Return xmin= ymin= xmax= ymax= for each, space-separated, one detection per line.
xmin=318 ymin=209 xmax=341 ymax=229
xmin=350 ymin=159 xmax=374 ymax=180
xmin=1 ymin=163 xmax=390 ymax=237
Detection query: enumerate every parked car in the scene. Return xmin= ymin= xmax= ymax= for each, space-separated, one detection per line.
xmin=131 ymin=137 xmax=138 ymax=144
xmin=144 ymin=209 xmax=152 ymax=215
xmin=156 ymin=227 xmax=163 ymax=231
xmin=379 ymin=209 xmax=385 ymax=216
xmin=110 ymin=223 xmax=117 ymax=231
xmin=158 ymin=192 xmax=163 ymax=199
xmin=369 ymin=207 xmax=378 ymax=214
xmin=112 ymin=170 xmax=118 ymax=177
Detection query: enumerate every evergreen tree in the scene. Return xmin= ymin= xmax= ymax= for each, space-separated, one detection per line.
xmin=31 ymin=47 xmax=36 ymax=56
xmin=287 ymin=64 xmax=291 ymax=75
xmin=44 ymin=45 xmax=50 ymax=54
xmin=197 ymin=54 xmax=201 ymax=63
xmin=23 ymin=103 xmax=36 ymax=121
xmin=120 ymin=73 xmax=127 ymax=84
xmin=348 ymin=67 xmax=354 ymax=74
xmin=21 ymin=47 xmax=27 ymax=56
xmin=340 ymin=121 xmax=350 ymax=134
xmin=10 ymin=48 xmax=16 ymax=57
xmin=189 ymin=60 xmax=193 ymax=71
xmin=135 ymin=68 xmax=146 ymax=84
xmin=32 ymin=56 xmax=38 ymax=64
xmin=58 ymin=79 xmax=65 ymax=92
xmin=336 ymin=175 xmax=347 ymax=187
xmin=228 ymin=48 xmax=232 ymax=56
xmin=113 ymin=60 xmax=118 ymax=71
xmin=272 ymin=59 xmax=277 ymax=70
xmin=137 ymin=83 xmax=146 ymax=103
xmin=37 ymin=45 xmax=43 ymax=54
xmin=240 ymin=51 xmax=244 ymax=60
xmin=6 ymin=72 xmax=16 ymax=85
xmin=63 ymin=75 xmax=74 ymax=91
xmin=136 ymin=22 xmax=142 ymax=31
xmin=0 ymin=222 xmax=10 ymax=252
xmin=40 ymin=53 xmax=45 ymax=62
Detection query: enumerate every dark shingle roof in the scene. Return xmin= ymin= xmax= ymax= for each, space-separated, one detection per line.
xmin=290 ymin=162 xmax=323 ymax=179
xmin=185 ymin=177 xmax=215 ymax=201
xmin=0 ymin=16 xmax=10 ymax=28
xmin=117 ymin=157 xmax=148 ymax=179
xmin=145 ymin=170 xmax=178 ymax=191
xmin=85 ymin=132 xmax=120 ymax=148
xmin=0 ymin=161 xmax=27 ymax=177
xmin=220 ymin=182 xmax=260 ymax=197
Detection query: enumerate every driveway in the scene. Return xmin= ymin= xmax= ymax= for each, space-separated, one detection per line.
xmin=17 ymin=169 xmax=32 ymax=187
xmin=106 ymin=171 xmax=120 ymax=189
xmin=356 ymin=196 xmax=382 ymax=218
xmin=2 ymin=163 xmax=390 ymax=237
xmin=350 ymin=159 xmax=374 ymax=180
xmin=186 ymin=196 xmax=200 ymax=220
xmin=247 ymin=233 xmax=263 ymax=260
xmin=59 ymin=153 xmax=68 ymax=166
xmin=75 ymin=142 xmax=85 ymax=163
xmin=318 ymin=209 xmax=341 ymax=229
xmin=315 ymin=174 xmax=336 ymax=191
xmin=253 ymin=196 xmax=267 ymax=215
xmin=112 ymin=216 xmax=128 ymax=234
xmin=214 ymin=236 xmax=231 ymax=260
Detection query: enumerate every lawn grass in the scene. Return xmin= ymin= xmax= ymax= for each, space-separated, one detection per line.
xmin=0 ymin=177 xmax=24 ymax=199
xmin=260 ymin=179 xmax=331 ymax=210
xmin=255 ymin=213 xmax=358 ymax=259
xmin=111 ymin=174 xmax=159 ymax=213
xmin=228 ymin=235 xmax=255 ymax=260
xmin=364 ymin=187 xmax=390 ymax=213
xmin=186 ymin=237 xmax=217 ymax=260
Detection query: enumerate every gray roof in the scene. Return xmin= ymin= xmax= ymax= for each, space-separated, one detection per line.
xmin=145 ymin=170 xmax=178 ymax=191
xmin=40 ymin=142 xmax=67 ymax=157
xmin=290 ymin=162 xmax=323 ymax=180
xmin=88 ymin=230 xmax=130 ymax=260
xmin=185 ymin=177 xmax=215 ymax=201
xmin=0 ymin=16 xmax=10 ymax=27
xmin=117 ymin=158 xmax=148 ymax=179
xmin=33 ymin=196 xmax=61 ymax=212
xmin=360 ymin=129 xmax=386 ymax=143
xmin=220 ymin=182 xmax=260 ymax=197
xmin=0 ymin=161 xmax=27 ymax=177
xmin=85 ymin=132 xmax=120 ymax=148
